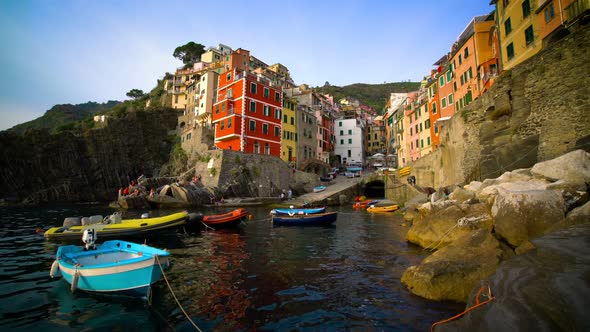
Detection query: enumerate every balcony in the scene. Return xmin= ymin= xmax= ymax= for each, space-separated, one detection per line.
xmin=482 ymin=70 xmax=498 ymax=83
xmin=566 ymin=0 xmax=590 ymax=23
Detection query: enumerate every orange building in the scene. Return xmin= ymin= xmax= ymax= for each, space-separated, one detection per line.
xmin=212 ymin=67 xmax=282 ymax=156
xmin=449 ymin=14 xmax=496 ymax=112
xmin=537 ymin=0 xmax=577 ymax=44
xmin=426 ymin=73 xmax=441 ymax=149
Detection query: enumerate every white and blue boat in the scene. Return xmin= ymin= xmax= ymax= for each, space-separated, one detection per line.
xmin=313 ymin=185 xmax=327 ymax=193
xmin=271 ymin=206 xmax=326 ymax=216
xmin=50 ymin=229 xmax=170 ymax=299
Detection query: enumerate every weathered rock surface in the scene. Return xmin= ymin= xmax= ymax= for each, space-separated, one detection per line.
xmin=407 ymin=202 xmax=492 ymax=249
xmin=448 ymin=187 xmax=475 ymax=203
xmin=492 ymin=188 xmax=565 ymax=247
xmin=402 ymin=229 xmax=505 ymax=302
xmin=439 ymin=223 xmax=590 ymax=332
xmin=531 ymin=149 xmax=590 ymax=182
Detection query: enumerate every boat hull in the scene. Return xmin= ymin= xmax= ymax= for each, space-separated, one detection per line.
xmin=45 ymin=211 xmax=189 ymax=240
xmin=271 ymin=207 xmax=326 ymax=215
xmin=202 ymin=208 xmax=249 ymax=228
xmin=366 ymin=205 xmax=399 ymax=213
xmin=272 ymin=211 xmax=337 ymax=226
xmin=53 ymin=240 xmax=170 ymax=298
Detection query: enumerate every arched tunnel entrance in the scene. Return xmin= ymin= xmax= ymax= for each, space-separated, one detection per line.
xmin=362 ymin=179 xmax=385 ymax=198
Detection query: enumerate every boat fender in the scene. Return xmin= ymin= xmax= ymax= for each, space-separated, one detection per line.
xmin=50 ymin=260 xmax=60 ymax=278
xmin=141 ymin=213 xmax=149 ymax=219
xmin=63 ymin=217 xmax=81 ymax=227
xmin=71 ymin=271 xmax=79 ymax=292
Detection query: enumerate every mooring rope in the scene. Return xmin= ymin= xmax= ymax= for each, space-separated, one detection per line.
xmin=155 ymin=255 xmax=203 ymax=332
xmin=200 ymin=221 xmax=215 ymax=231
xmin=430 ymin=285 xmax=494 ymax=331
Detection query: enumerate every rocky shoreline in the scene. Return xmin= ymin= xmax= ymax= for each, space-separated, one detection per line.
xmin=400 ymin=149 xmax=590 ymax=329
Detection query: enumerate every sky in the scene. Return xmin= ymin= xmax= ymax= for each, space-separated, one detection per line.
xmin=0 ymin=0 xmax=494 ymax=130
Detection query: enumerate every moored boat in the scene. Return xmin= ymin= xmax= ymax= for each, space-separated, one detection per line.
xmin=353 ymin=200 xmax=379 ymax=209
xmin=49 ymin=230 xmax=170 ymax=298
xmin=272 ymin=211 xmax=337 ymax=226
xmin=44 ymin=211 xmax=190 ymax=240
xmin=201 ymin=208 xmax=249 ymax=228
xmin=366 ymin=202 xmax=399 ymax=213
xmin=313 ymin=186 xmax=327 ymax=193
xmin=270 ymin=206 xmax=327 ymax=215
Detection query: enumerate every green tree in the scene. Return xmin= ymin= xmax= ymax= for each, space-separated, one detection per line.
xmin=126 ymin=89 xmax=144 ymax=100
xmin=173 ymin=42 xmax=206 ymax=65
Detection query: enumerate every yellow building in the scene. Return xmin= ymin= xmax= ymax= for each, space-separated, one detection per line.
xmin=366 ymin=116 xmax=385 ymax=156
xmin=281 ymin=96 xmax=297 ymax=164
xmin=491 ymin=0 xmax=543 ymax=70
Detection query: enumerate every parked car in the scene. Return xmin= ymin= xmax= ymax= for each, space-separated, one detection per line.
xmin=345 ymin=172 xmax=355 ymax=178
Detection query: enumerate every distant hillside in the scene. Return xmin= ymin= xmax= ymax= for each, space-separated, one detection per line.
xmin=316 ymin=82 xmax=420 ymax=113
xmin=7 ymin=100 xmax=120 ymax=135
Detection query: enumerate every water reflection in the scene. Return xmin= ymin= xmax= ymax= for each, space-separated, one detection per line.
xmin=0 ymin=205 xmax=464 ymax=331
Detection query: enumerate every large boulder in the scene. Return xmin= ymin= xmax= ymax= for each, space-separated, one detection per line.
xmin=531 ymin=149 xmax=590 ymax=182
xmin=449 ymin=187 xmax=475 ymax=203
xmin=402 ymin=229 xmax=506 ymax=302
xmin=438 ymin=223 xmax=590 ymax=332
xmin=407 ymin=202 xmax=492 ymax=249
xmin=492 ymin=187 xmax=565 ymax=247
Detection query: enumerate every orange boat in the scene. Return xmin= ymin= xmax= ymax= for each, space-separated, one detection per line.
xmin=202 ymin=208 xmax=249 ymax=228
xmin=353 ymin=199 xmax=379 ymax=209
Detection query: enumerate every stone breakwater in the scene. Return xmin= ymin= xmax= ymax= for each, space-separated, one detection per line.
xmin=401 ymin=149 xmax=590 ymax=305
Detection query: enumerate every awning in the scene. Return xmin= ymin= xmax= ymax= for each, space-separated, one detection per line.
xmin=435 ymin=116 xmax=451 ymax=123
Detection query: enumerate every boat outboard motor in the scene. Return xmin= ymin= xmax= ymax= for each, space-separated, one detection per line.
xmin=82 ymin=228 xmax=97 ymax=251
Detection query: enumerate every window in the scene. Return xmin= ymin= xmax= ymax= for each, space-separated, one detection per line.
xmin=427 ymin=137 xmax=431 ymax=146
xmin=263 ymin=87 xmax=269 ymax=98
xmin=220 ymin=121 xmax=224 ymax=130
xmin=284 ymin=115 xmax=287 ymax=123
xmin=228 ymin=118 xmax=232 ymax=128
xmin=215 ymin=105 xmax=219 ymax=114
xmin=348 ymin=129 xmax=352 ymax=135
xmin=275 ymin=92 xmax=280 ymax=102
xmin=265 ymin=143 xmax=270 ymax=155
xmin=290 ymin=117 xmax=294 ymax=125
xmin=226 ymin=73 xmax=231 ymax=81
xmin=249 ymin=120 xmax=256 ymax=131
xmin=448 ymin=94 xmax=453 ymax=104
xmin=340 ymin=139 xmax=344 ymax=144
xmin=348 ymin=150 xmax=351 ymax=157
xmin=348 ymin=138 xmax=352 ymax=144
xmin=340 ymin=130 xmax=344 ymax=135
xmin=264 ymin=105 xmax=270 ymax=116
xmin=227 ymin=88 xmax=233 ymax=99
xmin=458 ymin=54 xmax=462 ymax=65
xmin=442 ymin=97 xmax=447 ymax=108
xmin=421 ymin=139 xmax=424 ymax=148
xmin=464 ymin=47 xmax=469 ymax=58
xmin=411 ymin=141 xmax=413 ymax=149
xmin=504 ymin=18 xmax=512 ymax=36
xmin=250 ymin=101 xmax=256 ymax=112
xmin=425 ymin=119 xmax=431 ymax=129
xmin=221 ymin=103 xmax=226 ymax=112
xmin=410 ymin=127 xmax=413 ymax=135
xmin=545 ymin=3 xmax=555 ymax=23
xmin=420 ymin=123 xmax=423 ymax=132
xmin=439 ymin=76 xmax=444 ymax=87
xmin=522 ymin=0 xmax=531 ymax=18
xmin=507 ymin=43 xmax=515 ymax=59
xmin=460 ymin=75 xmax=464 ymax=85
xmin=263 ymin=123 xmax=269 ymax=135
xmin=432 ymin=102 xmax=437 ymax=114
xmin=339 ymin=121 xmax=342 ymax=127
xmin=468 ymin=67 xmax=473 ymax=80
xmin=453 ymin=82 xmax=457 ymax=92
xmin=434 ymin=125 xmax=439 ymax=134
xmin=250 ymin=83 xmax=257 ymax=94
xmin=525 ymin=25 xmax=534 ymax=45
xmin=275 ymin=126 xmax=280 ymax=137
xmin=275 ymin=108 xmax=281 ymax=119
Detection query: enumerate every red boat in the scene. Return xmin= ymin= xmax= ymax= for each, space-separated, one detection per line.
xmin=202 ymin=208 xmax=249 ymax=228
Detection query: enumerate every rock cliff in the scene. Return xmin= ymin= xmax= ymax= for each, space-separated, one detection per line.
xmin=0 ymin=109 xmax=178 ymax=204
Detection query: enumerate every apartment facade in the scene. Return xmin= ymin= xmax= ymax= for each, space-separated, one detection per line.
xmin=334 ymin=117 xmax=365 ymax=166
xmin=492 ymin=0 xmax=542 ymax=70
xmin=281 ymin=96 xmax=297 ymax=164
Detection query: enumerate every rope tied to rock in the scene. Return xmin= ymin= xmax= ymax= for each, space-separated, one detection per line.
xmin=430 ymin=284 xmax=495 ymax=331
xmin=155 ymin=255 xmax=203 ymax=332
xmin=424 ymin=215 xmax=489 ymax=251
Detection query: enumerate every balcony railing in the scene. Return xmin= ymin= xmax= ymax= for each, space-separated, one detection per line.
xmin=482 ymin=70 xmax=498 ymax=83
xmin=566 ymin=0 xmax=590 ymax=23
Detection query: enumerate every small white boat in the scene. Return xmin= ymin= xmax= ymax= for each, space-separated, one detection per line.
xmin=313 ymin=186 xmax=327 ymax=193
xmin=50 ymin=229 xmax=170 ymax=299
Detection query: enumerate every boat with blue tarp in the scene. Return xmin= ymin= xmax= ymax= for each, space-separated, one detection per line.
xmin=272 ymin=211 xmax=338 ymax=226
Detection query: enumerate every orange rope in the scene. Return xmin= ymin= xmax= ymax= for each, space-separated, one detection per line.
xmin=430 ymin=286 xmax=494 ymax=332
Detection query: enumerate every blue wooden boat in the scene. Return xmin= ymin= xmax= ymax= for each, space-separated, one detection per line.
xmin=272 ymin=211 xmax=338 ymax=226
xmin=270 ymin=206 xmax=327 ymax=216
xmin=50 ymin=233 xmax=170 ymax=299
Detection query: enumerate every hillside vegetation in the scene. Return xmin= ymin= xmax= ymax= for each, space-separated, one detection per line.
xmin=7 ymin=101 xmax=120 ymax=135
xmin=317 ymin=82 xmax=420 ymax=113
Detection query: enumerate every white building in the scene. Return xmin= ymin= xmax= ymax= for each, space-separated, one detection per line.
xmin=334 ymin=117 xmax=365 ymax=166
